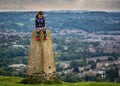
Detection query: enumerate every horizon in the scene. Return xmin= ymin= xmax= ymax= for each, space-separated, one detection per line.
xmin=0 ymin=9 xmax=120 ymax=12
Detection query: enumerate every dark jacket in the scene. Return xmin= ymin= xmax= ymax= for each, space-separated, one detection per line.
xmin=35 ymin=16 xmax=45 ymax=28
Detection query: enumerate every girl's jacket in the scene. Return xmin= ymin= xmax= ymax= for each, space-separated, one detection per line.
xmin=35 ymin=16 xmax=45 ymax=28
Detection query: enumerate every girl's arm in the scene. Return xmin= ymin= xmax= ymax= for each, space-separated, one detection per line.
xmin=35 ymin=18 xmax=38 ymax=28
xmin=43 ymin=17 xmax=45 ymax=27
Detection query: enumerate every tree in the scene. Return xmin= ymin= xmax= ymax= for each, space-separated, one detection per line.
xmin=88 ymin=60 xmax=96 ymax=69
xmin=70 ymin=60 xmax=85 ymax=68
xmin=96 ymin=59 xmax=101 ymax=62
xmin=106 ymin=67 xmax=119 ymax=82
xmin=72 ymin=67 xmax=79 ymax=73
xmin=64 ymin=72 xmax=82 ymax=82
xmin=83 ymin=75 xmax=97 ymax=81
xmin=108 ymin=56 xmax=114 ymax=61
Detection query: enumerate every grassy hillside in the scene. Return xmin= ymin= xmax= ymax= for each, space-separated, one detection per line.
xmin=0 ymin=76 xmax=120 ymax=86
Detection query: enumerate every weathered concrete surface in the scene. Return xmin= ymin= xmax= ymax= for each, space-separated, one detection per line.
xmin=26 ymin=30 xmax=56 ymax=83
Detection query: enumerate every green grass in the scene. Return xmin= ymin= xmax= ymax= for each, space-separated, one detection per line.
xmin=0 ymin=76 xmax=120 ymax=86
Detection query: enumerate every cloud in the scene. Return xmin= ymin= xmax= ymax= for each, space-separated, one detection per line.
xmin=77 ymin=0 xmax=120 ymax=10
xmin=0 ymin=5 xmax=26 ymax=10
xmin=0 ymin=0 xmax=120 ymax=11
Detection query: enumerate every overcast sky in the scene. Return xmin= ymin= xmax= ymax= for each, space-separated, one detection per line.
xmin=0 ymin=0 xmax=120 ymax=11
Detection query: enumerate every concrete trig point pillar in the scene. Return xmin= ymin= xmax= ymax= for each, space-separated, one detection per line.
xmin=26 ymin=30 xmax=56 ymax=83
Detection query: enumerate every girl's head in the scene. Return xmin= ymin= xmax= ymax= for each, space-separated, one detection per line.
xmin=36 ymin=11 xmax=44 ymax=18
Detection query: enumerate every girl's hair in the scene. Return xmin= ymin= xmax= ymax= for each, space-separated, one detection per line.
xmin=36 ymin=11 xmax=44 ymax=18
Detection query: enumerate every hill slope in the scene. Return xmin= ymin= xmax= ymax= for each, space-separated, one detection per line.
xmin=0 ymin=76 xmax=120 ymax=86
xmin=0 ymin=11 xmax=120 ymax=32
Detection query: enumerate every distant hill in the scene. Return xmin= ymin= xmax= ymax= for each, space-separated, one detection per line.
xmin=0 ymin=76 xmax=120 ymax=86
xmin=0 ymin=11 xmax=119 ymax=32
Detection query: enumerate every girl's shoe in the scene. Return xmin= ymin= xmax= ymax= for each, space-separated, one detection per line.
xmin=36 ymin=37 xmax=40 ymax=41
xmin=44 ymin=37 xmax=47 ymax=40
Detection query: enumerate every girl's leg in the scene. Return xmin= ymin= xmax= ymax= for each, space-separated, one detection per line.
xmin=36 ymin=28 xmax=40 ymax=41
xmin=43 ymin=28 xmax=47 ymax=40
xmin=36 ymin=28 xmax=40 ymax=37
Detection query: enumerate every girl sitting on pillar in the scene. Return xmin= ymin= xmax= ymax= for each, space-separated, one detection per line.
xmin=35 ymin=11 xmax=47 ymax=41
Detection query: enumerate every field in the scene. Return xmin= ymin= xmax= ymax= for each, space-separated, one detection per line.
xmin=0 ymin=76 xmax=120 ymax=86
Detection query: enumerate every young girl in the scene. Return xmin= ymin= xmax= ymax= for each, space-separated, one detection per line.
xmin=35 ymin=11 xmax=47 ymax=41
